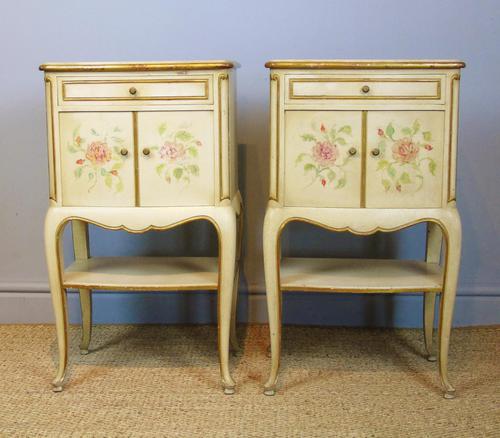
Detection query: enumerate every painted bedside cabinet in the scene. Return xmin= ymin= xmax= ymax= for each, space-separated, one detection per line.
xmin=40 ymin=61 xmax=242 ymax=394
xmin=263 ymin=60 xmax=465 ymax=398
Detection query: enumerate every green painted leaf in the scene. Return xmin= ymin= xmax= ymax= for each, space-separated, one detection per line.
xmin=187 ymin=147 xmax=198 ymax=157
xmin=111 ymin=136 xmax=124 ymax=144
xmin=116 ymin=180 xmax=124 ymax=192
xmin=173 ymin=168 xmax=183 ymax=180
xmin=387 ymin=165 xmax=397 ymax=178
xmin=336 ymin=137 xmax=346 ymax=145
xmin=88 ymin=172 xmax=94 ymax=180
xmin=187 ymin=164 xmax=200 ymax=176
xmin=400 ymin=172 xmax=411 ymax=184
xmin=382 ymin=179 xmax=391 ymax=191
xmin=402 ymin=127 xmax=412 ymax=136
xmin=339 ymin=125 xmax=351 ymax=135
xmin=429 ymin=159 xmax=437 ymax=175
xmin=295 ymin=153 xmax=308 ymax=164
xmin=378 ymin=140 xmax=387 ymax=154
xmin=328 ymin=129 xmax=337 ymax=142
xmin=386 ymin=123 xmax=395 ymax=140
xmin=301 ymin=133 xmax=316 ymax=141
xmin=175 ymin=130 xmax=192 ymax=141
xmin=68 ymin=146 xmax=78 ymax=153
xmin=412 ymin=119 xmax=421 ymax=134
xmin=91 ymin=128 xmax=99 ymax=136
xmin=423 ymin=131 xmax=432 ymax=141
xmin=100 ymin=168 xmax=108 ymax=176
xmin=158 ymin=123 xmax=167 ymax=135
xmin=156 ymin=163 xmax=166 ymax=175
xmin=113 ymin=126 xmax=122 ymax=132
xmin=327 ymin=170 xmax=336 ymax=182
xmin=304 ymin=163 xmax=315 ymax=173
xmin=113 ymin=146 xmax=121 ymax=154
xmin=377 ymin=159 xmax=389 ymax=171
xmin=337 ymin=178 xmax=346 ymax=188
xmin=112 ymin=162 xmax=123 ymax=171
xmin=74 ymin=167 xmax=83 ymax=178
xmin=105 ymin=175 xmax=112 ymax=188
xmin=72 ymin=127 xmax=80 ymax=137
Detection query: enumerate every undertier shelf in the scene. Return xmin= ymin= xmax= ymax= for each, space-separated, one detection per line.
xmin=64 ymin=257 xmax=218 ymax=291
xmin=280 ymin=258 xmax=443 ymax=293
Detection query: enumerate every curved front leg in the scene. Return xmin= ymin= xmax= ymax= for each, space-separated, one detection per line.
xmin=45 ymin=209 xmax=68 ymax=392
xmin=214 ymin=207 xmax=237 ymax=394
xmin=438 ymin=207 xmax=462 ymax=399
xmin=263 ymin=206 xmax=283 ymax=396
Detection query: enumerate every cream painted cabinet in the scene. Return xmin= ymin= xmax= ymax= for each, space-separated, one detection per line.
xmin=41 ymin=61 xmax=242 ymax=394
xmin=264 ymin=60 xmax=464 ymax=399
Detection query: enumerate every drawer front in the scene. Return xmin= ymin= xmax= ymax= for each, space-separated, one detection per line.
xmin=59 ymin=112 xmax=135 ymax=206
xmin=137 ymin=111 xmax=214 ymax=206
xmin=284 ymin=111 xmax=362 ymax=208
xmin=287 ymin=77 xmax=442 ymax=101
xmin=365 ymin=111 xmax=445 ymax=208
xmin=60 ymin=78 xmax=211 ymax=104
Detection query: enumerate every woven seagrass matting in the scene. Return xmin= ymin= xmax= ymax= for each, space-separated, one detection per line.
xmin=0 ymin=324 xmax=498 ymax=437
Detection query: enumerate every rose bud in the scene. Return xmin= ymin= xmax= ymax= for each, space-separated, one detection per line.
xmin=396 ymin=184 xmax=402 ymax=192
xmin=321 ymin=179 xmax=327 ymax=187
xmin=320 ymin=123 xmax=326 ymax=133
xmin=76 ymin=159 xmax=84 ymax=165
xmin=110 ymin=170 xmax=118 ymax=176
xmin=378 ymin=129 xmax=384 ymax=136
xmin=424 ymin=144 xmax=433 ymax=151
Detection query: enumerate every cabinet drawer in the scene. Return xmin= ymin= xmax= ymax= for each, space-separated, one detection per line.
xmin=61 ymin=78 xmax=211 ymax=103
xmin=287 ymin=77 xmax=442 ymax=101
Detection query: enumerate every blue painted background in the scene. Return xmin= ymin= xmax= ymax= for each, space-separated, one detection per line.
xmin=0 ymin=0 xmax=499 ymax=327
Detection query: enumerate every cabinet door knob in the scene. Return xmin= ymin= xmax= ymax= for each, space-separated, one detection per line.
xmin=129 ymin=87 xmax=137 ymax=95
xmin=120 ymin=148 xmax=129 ymax=156
xmin=348 ymin=147 xmax=357 ymax=156
xmin=142 ymin=148 xmax=151 ymax=156
xmin=371 ymin=148 xmax=380 ymax=157
xmin=361 ymin=85 xmax=370 ymax=94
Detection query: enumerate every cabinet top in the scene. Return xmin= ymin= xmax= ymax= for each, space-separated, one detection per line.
xmin=265 ymin=59 xmax=465 ymax=70
xmin=39 ymin=60 xmax=236 ymax=73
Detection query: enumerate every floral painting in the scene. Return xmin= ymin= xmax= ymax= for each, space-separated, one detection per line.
xmin=146 ymin=123 xmax=203 ymax=184
xmin=67 ymin=126 xmax=127 ymax=193
xmin=374 ymin=119 xmax=437 ymax=193
xmin=295 ymin=122 xmax=356 ymax=188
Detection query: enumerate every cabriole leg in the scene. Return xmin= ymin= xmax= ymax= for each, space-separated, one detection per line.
xmin=263 ymin=208 xmax=282 ymax=396
xmin=215 ymin=209 xmax=237 ymax=394
xmin=72 ymin=220 xmax=92 ymax=354
xmin=45 ymin=210 xmax=68 ymax=392
xmin=424 ymin=222 xmax=442 ymax=361
xmin=438 ymin=210 xmax=462 ymax=399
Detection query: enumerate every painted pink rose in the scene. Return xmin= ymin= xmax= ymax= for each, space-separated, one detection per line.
xmin=85 ymin=141 xmax=111 ymax=166
xmin=312 ymin=141 xmax=338 ymax=166
xmin=392 ymin=137 xmax=419 ymax=164
xmin=160 ymin=141 xmax=186 ymax=161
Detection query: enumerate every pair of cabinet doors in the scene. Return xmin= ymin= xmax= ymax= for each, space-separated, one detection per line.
xmin=284 ymin=110 xmax=445 ymax=209
xmin=59 ymin=111 xmax=214 ymax=207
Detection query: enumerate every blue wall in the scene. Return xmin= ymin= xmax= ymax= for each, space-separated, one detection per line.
xmin=0 ymin=0 xmax=499 ymax=327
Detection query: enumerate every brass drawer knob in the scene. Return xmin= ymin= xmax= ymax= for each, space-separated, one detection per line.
xmin=120 ymin=148 xmax=129 ymax=156
xmin=129 ymin=87 xmax=137 ymax=95
xmin=361 ymin=85 xmax=370 ymax=94
xmin=371 ymin=148 xmax=380 ymax=157
xmin=142 ymin=148 xmax=151 ymax=156
xmin=348 ymin=147 xmax=357 ymax=156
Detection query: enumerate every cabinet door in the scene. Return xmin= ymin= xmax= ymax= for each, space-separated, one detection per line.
xmin=365 ymin=111 xmax=445 ymax=208
xmin=59 ymin=112 xmax=135 ymax=206
xmin=137 ymin=111 xmax=214 ymax=206
xmin=284 ymin=111 xmax=362 ymax=207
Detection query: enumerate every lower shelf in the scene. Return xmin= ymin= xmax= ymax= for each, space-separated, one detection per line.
xmin=280 ymin=258 xmax=443 ymax=293
xmin=64 ymin=257 xmax=218 ymax=291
